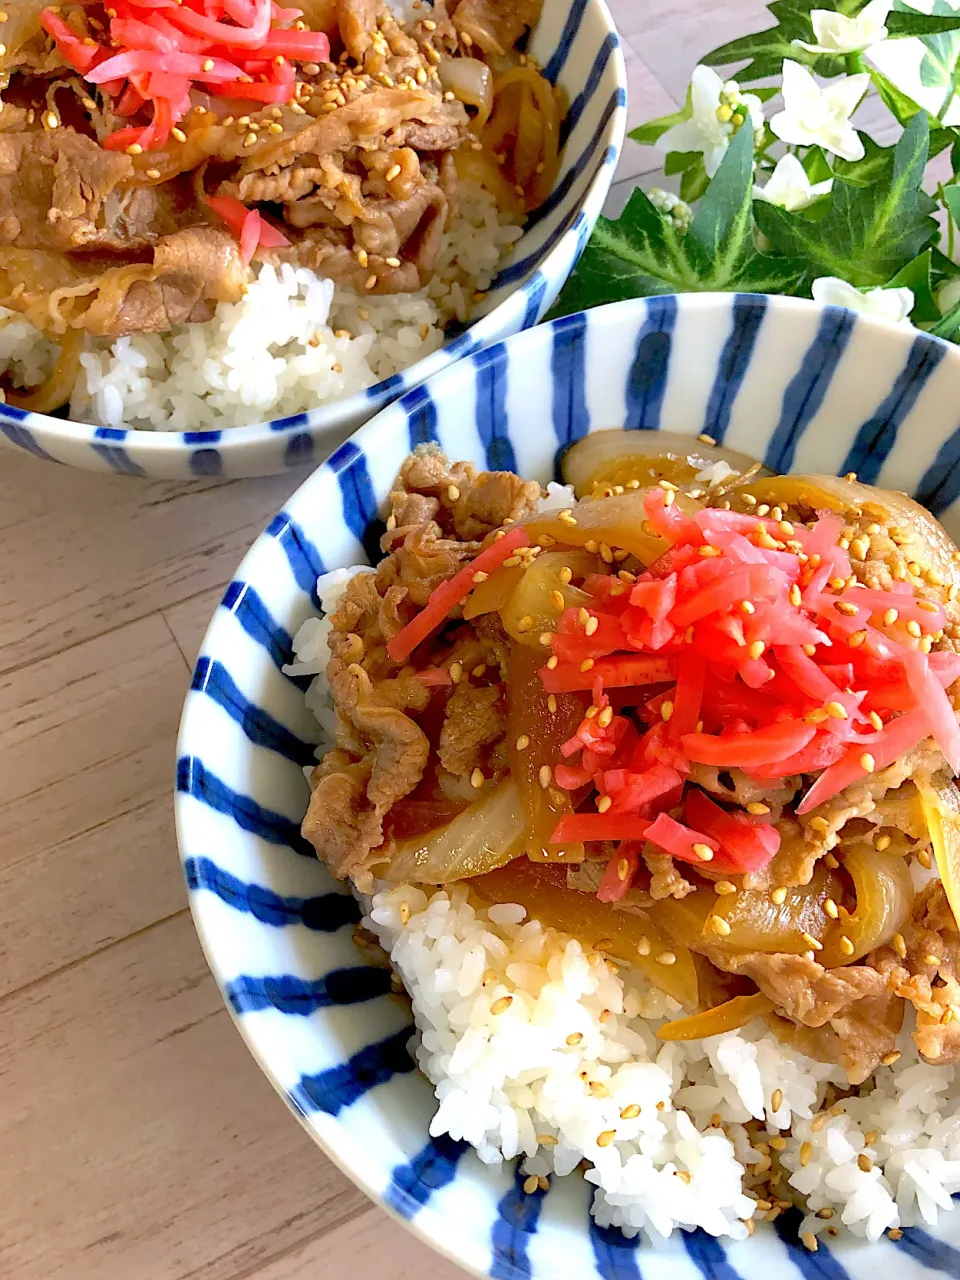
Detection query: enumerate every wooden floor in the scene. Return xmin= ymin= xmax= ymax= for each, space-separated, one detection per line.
xmin=0 ymin=5 xmax=749 ymax=1276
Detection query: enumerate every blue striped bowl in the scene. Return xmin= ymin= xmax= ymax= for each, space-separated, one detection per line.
xmin=0 ymin=0 xmax=624 ymax=481
xmin=176 ymin=294 xmax=960 ymax=1279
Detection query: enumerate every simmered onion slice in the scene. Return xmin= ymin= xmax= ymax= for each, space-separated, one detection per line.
xmin=561 ymin=429 xmax=773 ymax=498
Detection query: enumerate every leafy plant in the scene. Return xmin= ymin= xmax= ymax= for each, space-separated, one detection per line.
xmin=551 ymin=0 xmax=960 ymax=338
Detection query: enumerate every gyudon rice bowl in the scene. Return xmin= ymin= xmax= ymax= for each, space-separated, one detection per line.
xmin=0 ymin=0 xmax=560 ymax=429
xmin=292 ymin=431 xmax=960 ymax=1247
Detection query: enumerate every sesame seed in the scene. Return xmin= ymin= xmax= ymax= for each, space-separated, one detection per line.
xmin=579 ymin=658 xmax=595 ymax=673
xmin=884 ymin=607 xmax=899 ymax=626
xmin=888 ymin=1228 xmax=904 ymax=1240
xmin=537 ymin=1134 xmax=558 ymax=1145
xmin=470 ymin=767 xmax=484 ymax=788
xmin=771 ymin=887 xmax=787 ymax=905
xmin=857 ymin=1153 xmax=873 ymax=1173
xmin=747 ymin=640 xmax=765 ymax=661
xmin=817 ymin=1208 xmax=835 ymax=1220
xmin=538 ymin=765 xmax=553 ymax=789
xmin=800 ymin=1142 xmax=813 ymax=1167
xmin=171 ymin=126 xmax=187 ymax=142
xmin=472 ymin=663 xmax=486 ymax=677
xmin=802 ymin=931 xmax=822 ymax=951
xmin=491 ymin=995 xmax=513 ymax=1015
xmin=547 ymin=694 xmax=557 ymax=714
xmin=771 ymin=1088 xmax=784 ymax=1111
xmin=523 ymin=1174 xmax=539 ymax=1195
xmin=789 ymin=584 xmax=802 ymax=607
xmin=656 ymin=950 xmax=677 ymax=966
xmin=892 ymin=933 xmax=907 ymax=959
xmin=365 ymin=274 xmax=378 ymax=290
xmin=597 ymin=795 xmax=613 ymax=814
xmin=881 ymin=1050 xmax=901 ymax=1066
xmin=584 ymin=615 xmax=599 ymax=636
xmin=906 ymin=619 xmax=923 ymax=638
xmin=597 ymin=706 xmax=614 ymax=728
xmin=385 ymin=163 xmax=402 ymax=181
xmin=449 ymin=662 xmax=462 ymax=684
xmin=546 ymin=655 xmax=558 ymax=669
xmin=517 ymin=614 xmax=534 ymax=633
xmin=596 ymin=1130 xmax=616 ymax=1148
xmin=840 ymin=935 xmax=855 ymax=956
xmin=715 ymin=881 xmax=737 ymax=895
xmin=811 ymin=1113 xmax=829 ymax=1132
xmin=709 ymin=913 xmax=731 ymax=935
xmin=541 ymin=633 xmax=555 ymax=648
xmin=824 ymin=898 xmax=840 ymax=919
xmin=620 ymin=1103 xmax=641 ymax=1120
xmin=868 ymin=710 xmax=884 ymax=731
xmin=660 ymin=700 xmax=674 ymax=722
xmin=694 ymin=843 xmax=715 ymax=863
xmin=874 ymin=833 xmax=891 ymax=852
xmin=835 ymin=600 xmax=859 ymax=616
xmin=924 ymin=953 xmax=941 ymax=967
xmin=824 ymin=701 xmax=847 ymax=719
xmin=860 ymin=752 xmax=876 ymax=773
xmin=472 ymin=570 xmax=489 ymax=584
xmin=125 ymin=142 xmax=143 ymax=155
xmin=850 ymin=629 xmax=867 ymax=648
xmin=802 ymin=643 xmax=817 ymax=657
xmin=145 ymin=168 xmax=161 ymax=180
xmin=566 ymin=1032 xmax=583 ymax=1046
xmin=558 ymin=509 xmax=577 ymax=525
xmin=802 ymin=1232 xmax=819 ymax=1252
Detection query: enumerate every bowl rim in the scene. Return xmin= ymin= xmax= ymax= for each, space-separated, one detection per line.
xmin=0 ymin=0 xmax=626 ymax=461
xmin=174 ymin=290 xmax=960 ymax=1278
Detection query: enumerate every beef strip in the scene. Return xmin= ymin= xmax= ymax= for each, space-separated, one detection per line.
xmin=872 ymin=882 xmax=960 ymax=1065
xmin=722 ymin=951 xmax=902 ymax=1084
xmin=451 ymin=0 xmax=542 ymax=56
xmin=387 ymin=444 xmax=543 ymax=541
xmin=0 ymin=225 xmax=245 ymax=336
xmin=437 ymin=682 xmax=504 ymax=775
xmin=303 ymin=661 xmax=430 ymax=887
xmin=0 ymin=129 xmax=138 ymax=253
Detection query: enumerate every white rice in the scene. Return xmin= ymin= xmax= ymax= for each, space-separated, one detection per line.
xmin=288 ymin=498 xmax=960 ymax=1245
xmin=0 ymin=181 xmax=523 ymax=431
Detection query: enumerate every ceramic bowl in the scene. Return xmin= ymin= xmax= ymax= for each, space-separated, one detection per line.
xmin=176 ymin=294 xmax=960 ymax=1278
xmin=0 ymin=0 xmax=625 ymax=480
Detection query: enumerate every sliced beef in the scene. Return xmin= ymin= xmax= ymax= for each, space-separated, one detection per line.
xmin=338 ymin=0 xmax=379 ymax=62
xmin=0 ymin=129 xmax=136 ymax=253
xmin=0 ymin=224 xmax=245 ymax=336
xmin=873 ymin=882 xmax=960 ymax=1065
xmin=451 ymin=0 xmax=542 ymax=56
xmin=725 ymin=952 xmax=901 ymax=1083
xmin=387 ymin=444 xmax=543 ymax=542
xmin=438 ymin=682 xmax=503 ymax=775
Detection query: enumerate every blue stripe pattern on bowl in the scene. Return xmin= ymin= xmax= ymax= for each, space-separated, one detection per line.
xmin=176 ymin=294 xmax=960 ymax=1279
xmin=0 ymin=0 xmax=625 ymax=480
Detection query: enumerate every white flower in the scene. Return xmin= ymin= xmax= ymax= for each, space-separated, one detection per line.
xmin=753 ymin=154 xmax=833 ymax=211
xmin=811 ymin=276 xmax=915 ymax=327
xmin=659 ymin=65 xmax=764 ymax=177
xmin=770 ymin=60 xmax=869 ymax=161
xmin=796 ymin=0 xmax=892 ymax=54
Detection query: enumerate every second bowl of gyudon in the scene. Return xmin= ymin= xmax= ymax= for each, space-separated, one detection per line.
xmin=0 ymin=0 xmax=624 ymax=477
xmin=177 ymin=294 xmax=960 ymax=1278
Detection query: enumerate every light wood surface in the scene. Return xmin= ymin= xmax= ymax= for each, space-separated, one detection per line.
xmin=0 ymin=6 xmax=751 ymax=1275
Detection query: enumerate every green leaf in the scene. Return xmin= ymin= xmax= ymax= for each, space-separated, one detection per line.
xmin=887 ymin=10 xmax=960 ymax=38
xmin=869 ymin=0 xmax=960 ymax=123
xmin=549 ymin=123 xmax=805 ymax=318
xmin=930 ymin=294 xmax=960 ymax=339
xmin=680 ymin=158 xmax=710 ymax=202
xmin=868 ymin=63 xmax=925 ymax=125
xmin=801 ymin=146 xmax=834 ymax=184
xmin=887 ymin=248 xmax=940 ymax=320
xmin=702 ymin=0 xmax=846 ymax=81
xmin=833 ymin=133 xmax=893 ymax=186
xmin=754 ymin=111 xmax=939 ymax=287
xmin=944 ymin=181 xmax=960 ymax=226
xmin=663 ymin=150 xmax=700 ymax=176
